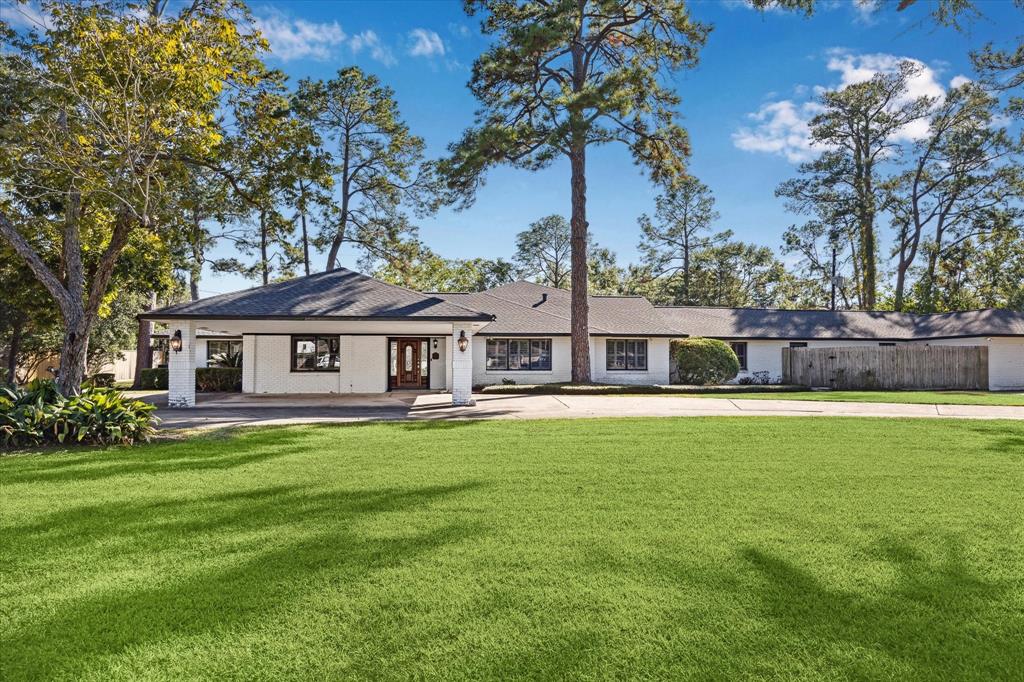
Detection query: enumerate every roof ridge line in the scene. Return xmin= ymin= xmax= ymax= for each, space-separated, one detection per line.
xmin=347 ymin=270 xmax=494 ymax=320
xmin=473 ymin=290 xmax=612 ymax=334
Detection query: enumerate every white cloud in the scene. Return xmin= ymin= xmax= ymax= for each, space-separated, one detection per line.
xmin=825 ymin=50 xmax=945 ymax=141
xmin=350 ymin=30 xmax=396 ymax=67
xmin=735 ymin=50 xmax=952 ymax=162
xmin=733 ymin=100 xmax=826 ymax=163
xmin=408 ymin=28 xmax=445 ymax=57
xmin=254 ymin=13 xmax=346 ymax=62
xmin=949 ymin=74 xmax=972 ymax=88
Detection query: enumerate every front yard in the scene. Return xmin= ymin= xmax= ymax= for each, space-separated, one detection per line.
xmin=2 ymin=418 xmax=1022 ymax=680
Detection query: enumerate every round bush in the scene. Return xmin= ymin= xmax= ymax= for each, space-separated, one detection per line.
xmin=671 ymin=337 xmax=740 ymax=385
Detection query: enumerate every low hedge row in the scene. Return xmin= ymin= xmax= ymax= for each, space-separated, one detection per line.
xmin=138 ymin=367 xmax=241 ymax=392
xmin=478 ymin=383 xmax=801 ymax=395
xmin=139 ymin=368 xmax=167 ymax=390
xmin=196 ymin=367 xmax=242 ymax=392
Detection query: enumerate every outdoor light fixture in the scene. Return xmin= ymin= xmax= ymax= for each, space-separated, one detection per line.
xmin=432 ymin=338 xmax=438 ymax=350
xmin=457 ymin=330 xmax=469 ymax=353
xmin=170 ymin=329 xmax=183 ymax=353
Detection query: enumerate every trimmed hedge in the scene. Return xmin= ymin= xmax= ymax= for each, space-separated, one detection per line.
xmin=478 ymin=383 xmax=800 ymax=395
xmin=139 ymin=368 xmax=168 ymax=390
xmin=671 ymin=338 xmax=740 ymax=385
xmin=196 ymin=367 xmax=242 ymax=392
xmin=0 ymin=380 xmax=158 ymax=448
xmin=87 ymin=373 xmax=115 ymax=388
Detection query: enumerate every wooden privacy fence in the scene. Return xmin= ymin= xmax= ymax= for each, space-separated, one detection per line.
xmin=782 ymin=345 xmax=989 ymax=390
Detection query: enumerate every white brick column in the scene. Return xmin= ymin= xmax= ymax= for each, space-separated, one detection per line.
xmin=451 ymin=325 xmax=475 ymax=406
xmin=167 ymin=321 xmax=196 ymax=408
xmin=241 ymin=334 xmax=256 ymax=393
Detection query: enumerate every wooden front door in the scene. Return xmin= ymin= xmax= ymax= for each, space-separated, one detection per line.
xmin=396 ymin=339 xmax=421 ymax=388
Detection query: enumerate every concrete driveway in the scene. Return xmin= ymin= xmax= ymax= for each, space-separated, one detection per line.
xmin=151 ymin=392 xmax=1024 ymax=430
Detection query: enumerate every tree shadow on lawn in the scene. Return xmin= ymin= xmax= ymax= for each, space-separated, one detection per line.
xmin=2 ymin=480 xmax=488 ymax=679
xmin=0 ymin=424 xmax=371 ymax=485
xmin=740 ymin=535 xmax=1022 ymax=678
xmin=962 ymin=422 xmax=1024 ymax=456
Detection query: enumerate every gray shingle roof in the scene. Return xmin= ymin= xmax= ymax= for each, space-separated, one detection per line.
xmin=442 ymin=282 xmax=680 ymax=336
xmin=655 ymin=306 xmax=1024 ymax=340
xmin=143 ymin=268 xmax=493 ymax=321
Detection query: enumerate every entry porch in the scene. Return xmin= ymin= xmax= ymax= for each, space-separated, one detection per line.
xmin=157 ymin=318 xmax=486 ymax=407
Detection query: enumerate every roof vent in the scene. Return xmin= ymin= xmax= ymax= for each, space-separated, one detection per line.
xmin=534 ymin=293 xmax=547 ymax=308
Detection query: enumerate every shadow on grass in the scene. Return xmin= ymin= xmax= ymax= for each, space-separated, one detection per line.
xmin=1 ymin=424 xmax=372 ymax=484
xmin=963 ymin=422 xmax=1024 ymax=455
xmin=2 ymin=479 xmax=487 ymax=679
xmin=741 ymin=536 xmax=1021 ymax=678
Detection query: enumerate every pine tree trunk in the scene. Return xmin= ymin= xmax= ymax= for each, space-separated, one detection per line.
xmin=569 ymin=142 xmax=591 ymax=384
xmin=259 ymin=209 xmax=269 ymax=285
xmin=132 ymin=291 xmax=156 ymax=389
xmin=299 ymin=181 xmax=311 ymax=277
xmin=894 ymin=266 xmax=907 ymax=312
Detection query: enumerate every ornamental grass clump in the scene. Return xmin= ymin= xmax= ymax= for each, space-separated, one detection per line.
xmin=0 ymin=380 xmax=158 ymax=449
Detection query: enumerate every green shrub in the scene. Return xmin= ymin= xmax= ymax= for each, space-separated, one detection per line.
xmin=671 ymin=338 xmax=740 ymax=385
xmin=139 ymin=367 xmax=167 ymax=390
xmin=86 ymin=373 xmax=115 ymax=388
xmin=0 ymin=379 xmax=158 ymax=448
xmin=196 ymin=367 xmax=242 ymax=392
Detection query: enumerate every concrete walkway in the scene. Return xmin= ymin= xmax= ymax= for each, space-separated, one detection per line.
xmin=153 ymin=392 xmax=1024 ymax=430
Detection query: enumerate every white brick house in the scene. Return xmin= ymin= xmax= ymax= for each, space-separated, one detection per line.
xmin=143 ymin=269 xmax=1024 ymax=406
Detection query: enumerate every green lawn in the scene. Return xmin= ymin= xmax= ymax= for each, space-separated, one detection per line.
xmin=698 ymin=390 xmax=1024 ymax=406
xmin=2 ymin=418 xmax=1023 ymax=680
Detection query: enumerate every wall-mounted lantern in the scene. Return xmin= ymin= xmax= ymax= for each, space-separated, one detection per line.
xmin=432 ymin=338 xmax=438 ymax=350
xmin=457 ymin=330 xmax=469 ymax=353
xmin=170 ymin=329 xmax=183 ymax=353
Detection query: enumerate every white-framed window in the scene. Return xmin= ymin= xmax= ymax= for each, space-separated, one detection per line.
xmin=292 ymin=335 xmax=340 ymax=372
xmin=606 ymin=339 xmax=648 ymax=371
xmin=486 ymin=338 xmax=552 ymax=371
xmin=729 ymin=342 xmax=748 ymax=371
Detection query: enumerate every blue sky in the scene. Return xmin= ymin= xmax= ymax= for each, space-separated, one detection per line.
xmin=4 ymin=0 xmax=1020 ymax=296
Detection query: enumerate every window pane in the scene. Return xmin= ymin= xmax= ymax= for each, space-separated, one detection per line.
xmin=730 ymin=342 xmax=747 ymax=370
xmin=420 ymin=341 xmax=428 ymax=376
xmin=404 ymin=344 xmax=413 ymax=371
xmin=294 ymin=338 xmax=315 ymax=370
xmin=537 ymin=339 xmax=551 ymax=370
xmin=486 ymin=339 xmax=507 ymax=370
xmin=390 ymin=341 xmax=397 ymax=376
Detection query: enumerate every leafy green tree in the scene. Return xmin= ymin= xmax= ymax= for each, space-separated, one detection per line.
xmin=780 ymin=219 xmax=856 ymax=310
xmin=441 ymin=0 xmax=710 ymax=382
xmin=688 ymin=238 xmax=792 ymax=308
xmin=512 ymin=213 xmax=619 ymax=292
xmin=637 ymin=177 xmax=729 ymax=304
xmin=889 ymin=82 xmax=1021 ymax=311
xmin=293 ymin=67 xmax=437 ymax=271
xmin=776 ymin=61 xmax=934 ymax=309
xmin=214 ymin=81 xmax=322 ymax=285
xmin=372 ymin=240 xmax=514 ymax=292
xmin=0 ymin=0 xmax=263 ymax=393
xmin=513 ymin=215 xmax=572 ymax=288
xmin=587 ymin=245 xmax=622 ymax=295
